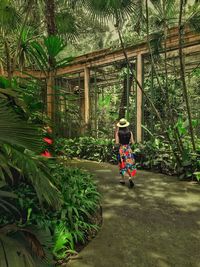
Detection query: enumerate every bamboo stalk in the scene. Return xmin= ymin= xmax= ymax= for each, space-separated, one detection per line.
xmin=178 ymin=0 xmax=196 ymax=151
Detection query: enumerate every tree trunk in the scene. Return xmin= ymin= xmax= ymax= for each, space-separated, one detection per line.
xmin=4 ymin=39 xmax=12 ymax=82
xmin=45 ymin=0 xmax=57 ymax=36
xmin=45 ymin=0 xmax=57 ymax=122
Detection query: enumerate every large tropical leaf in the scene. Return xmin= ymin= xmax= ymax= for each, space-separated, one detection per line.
xmin=29 ymin=41 xmax=49 ymax=73
xmin=29 ymin=36 xmax=73 ymax=72
xmin=0 ymin=0 xmax=20 ymax=31
xmin=16 ymin=26 xmax=41 ymax=69
xmin=0 ymin=182 xmax=19 ymax=214
xmin=56 ymin=10 xmax=79 ymax=40
xmin=186 ymin=2 xmax=200 ymax=32
xmin=149 ymin=0 xmax=179 ymax=29
xmin=0 ymin=100 xmax=42 ymax=152
xmin=1 ymin=145 xmax=62 ymax=209
xmin=67 ymin=0 xmax=138 ymax=22
xmin=0 ymin=225 xmax=53 ymax=267
xmin=44 ymin=36 xmax=66 ymax=59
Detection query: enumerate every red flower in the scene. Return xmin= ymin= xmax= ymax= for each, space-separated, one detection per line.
xmin=43 ymin=137 xmax=53 ymax=144
xmin=41 ymin=150 xmax=52 ymax=157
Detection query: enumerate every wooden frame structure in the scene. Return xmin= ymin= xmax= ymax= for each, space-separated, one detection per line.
xmin=1 ymin=26 xmax=200 ymax=142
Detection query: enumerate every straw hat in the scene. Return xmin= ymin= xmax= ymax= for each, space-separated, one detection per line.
xmin=117 ymin=118 xmax=130 ymax=128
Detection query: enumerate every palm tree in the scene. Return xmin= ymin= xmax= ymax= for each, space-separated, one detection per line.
xmin=45 ymin=0 xmax=57 ymax=36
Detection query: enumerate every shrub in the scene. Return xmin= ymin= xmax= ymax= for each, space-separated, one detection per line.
xmin=55 ymin=137 xmax=200 ymax=180
xmin=55 ymin=137 xmax=117 ymax=163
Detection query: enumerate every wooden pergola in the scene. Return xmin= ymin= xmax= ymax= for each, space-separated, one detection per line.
xmin=1 ymin=26 xmax=200 ymax=142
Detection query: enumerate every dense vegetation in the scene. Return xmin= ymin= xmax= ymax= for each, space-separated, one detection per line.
xmin=0 ymin=0 xmax=200 ymax=266
xmin=55 ymin=137 xmax=200 ymax=180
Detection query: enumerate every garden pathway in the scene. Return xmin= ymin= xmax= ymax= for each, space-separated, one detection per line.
xmin=67 ymin=160 xmax=200 ymax=267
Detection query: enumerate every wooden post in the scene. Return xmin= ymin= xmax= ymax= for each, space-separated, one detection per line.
xmin=47 ymin=73 xmax=54 ymax=119
xmin=136 ymin=53 xmax=143 ymax=143
xmin=84 ymin=67 xmax=90 ymax=126
xmin=94 ymin=69 xmax=98 ymax=138
xmin=126 ymin=65 xmax=130 ymax=121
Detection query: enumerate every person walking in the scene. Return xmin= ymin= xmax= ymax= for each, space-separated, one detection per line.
xmin=115 ymin=118 xmax=136 ymax=188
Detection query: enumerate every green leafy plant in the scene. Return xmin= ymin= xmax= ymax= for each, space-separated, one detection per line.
xmin=1 ymin=163 xmax=101 ymax=263
xmin=55 ymin=137 xmax=117 ymax=163
xmin=52 ymin=223 xmax=75 ymax=259
xmin=0 ymin=224 xmax=52 ymax=267
xmin=29 ymin=36 xmax=73 ymax=73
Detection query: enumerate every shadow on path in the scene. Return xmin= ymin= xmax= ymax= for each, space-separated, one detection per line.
xmin=67 ymin=160 xmax=200 ymax=267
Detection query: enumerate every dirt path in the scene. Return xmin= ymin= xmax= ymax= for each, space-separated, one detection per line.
xmin=67 ymin=160 xmax=200 ymax=267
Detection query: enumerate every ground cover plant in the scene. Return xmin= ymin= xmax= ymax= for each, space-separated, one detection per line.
xmin=55 ymin=137 xmax=115 ymax=163
xmin=0 ymin=163 xmax=100 ymax=266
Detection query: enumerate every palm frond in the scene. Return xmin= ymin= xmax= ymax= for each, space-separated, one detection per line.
xmin=67 ymin=0 xmax=137 ymax=23
xmin=0 ymin=100 xmax=42 ymax=152
xmin=2 ymin=145 xmax=62 ymax=208
xmin=186 ymin=3 xmax=200 ymax=32
xmin=56 ymin=10 xmax=78 ymax=41
xmin=0 ymin=0 xmax=21 ymax=31
xmin=44 ymin=36 xmax=66 ymax=58
xmin=149 ymin=0 xmax=179 ymax=29
xmin=0 ymin=185 xmax=19 ymax=214
xmin=0 ymin=225 xmax=53 ymax=267
xmin=29 ymin=36 xmax=70 ymax=71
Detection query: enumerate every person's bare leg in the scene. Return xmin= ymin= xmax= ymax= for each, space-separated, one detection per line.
xmin=119 ymin=174 xmax=125 ymax=185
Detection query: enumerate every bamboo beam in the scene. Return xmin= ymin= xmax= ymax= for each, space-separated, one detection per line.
xmin=55 ymin=29 xmax=200 ymax=75
xmin=0 ymin=69 xmax=46 ymax=79
xmin=1 ymin=28 xmax=200 ymax=79
xmin=136 ymin=53 xmax=143 ymax=143
xmin=46 ymin=73 xmax=54 ymax=119
xmin=84 ymin=67 xmax=90 ymax=126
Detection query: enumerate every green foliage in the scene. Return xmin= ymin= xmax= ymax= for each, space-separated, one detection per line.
xmin=17 ymin=26 xmax=41 ymax=69
xmin=135 ymin=138 xmax=200 ymax=181
xmin=0 ymin=0 xmax=20 ymax=30
xmin=134 ymin=139 xmax=177 ymax=175
xmin=0 ymin=100 xmax=42 ymax=152
xmin=28 ymin=36 xmax=73 ymax=73
xmin=51 ymin=168 xmax=100 ymax=258
xmin=53 ymin=223 xmax=74 ymax=259
xmin=149 ymin=0 xmax=179 ymax=29
xmin=0 ymin=224 xmax=52 ymax=267
xmin=0 ymin=78 xmax=63 ymax=265
xmin=56 ymin=10 xmax=78 ymax=39
xmin=0 ymin=183 xmax=18 ymax=214
xmin=194 ymin=172 xmax=200 ymax=181
xmin=187 ymin=2 xmax=200 ymax=32
xmin=0 ymin=164 xmax=101 ymax=262
xmin=69 ymin=0 xmax=137 ymax=22
xmin=56 ymin=136 xmax=200 ymax=180
xmin=55 ymin=137 xmax=116 ymax=163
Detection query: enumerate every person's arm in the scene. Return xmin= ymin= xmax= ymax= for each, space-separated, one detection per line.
xmin=115 ymin=129 xmax=119 ymax=144
xmin=130 ymin=131 xmax=135 ymax=144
